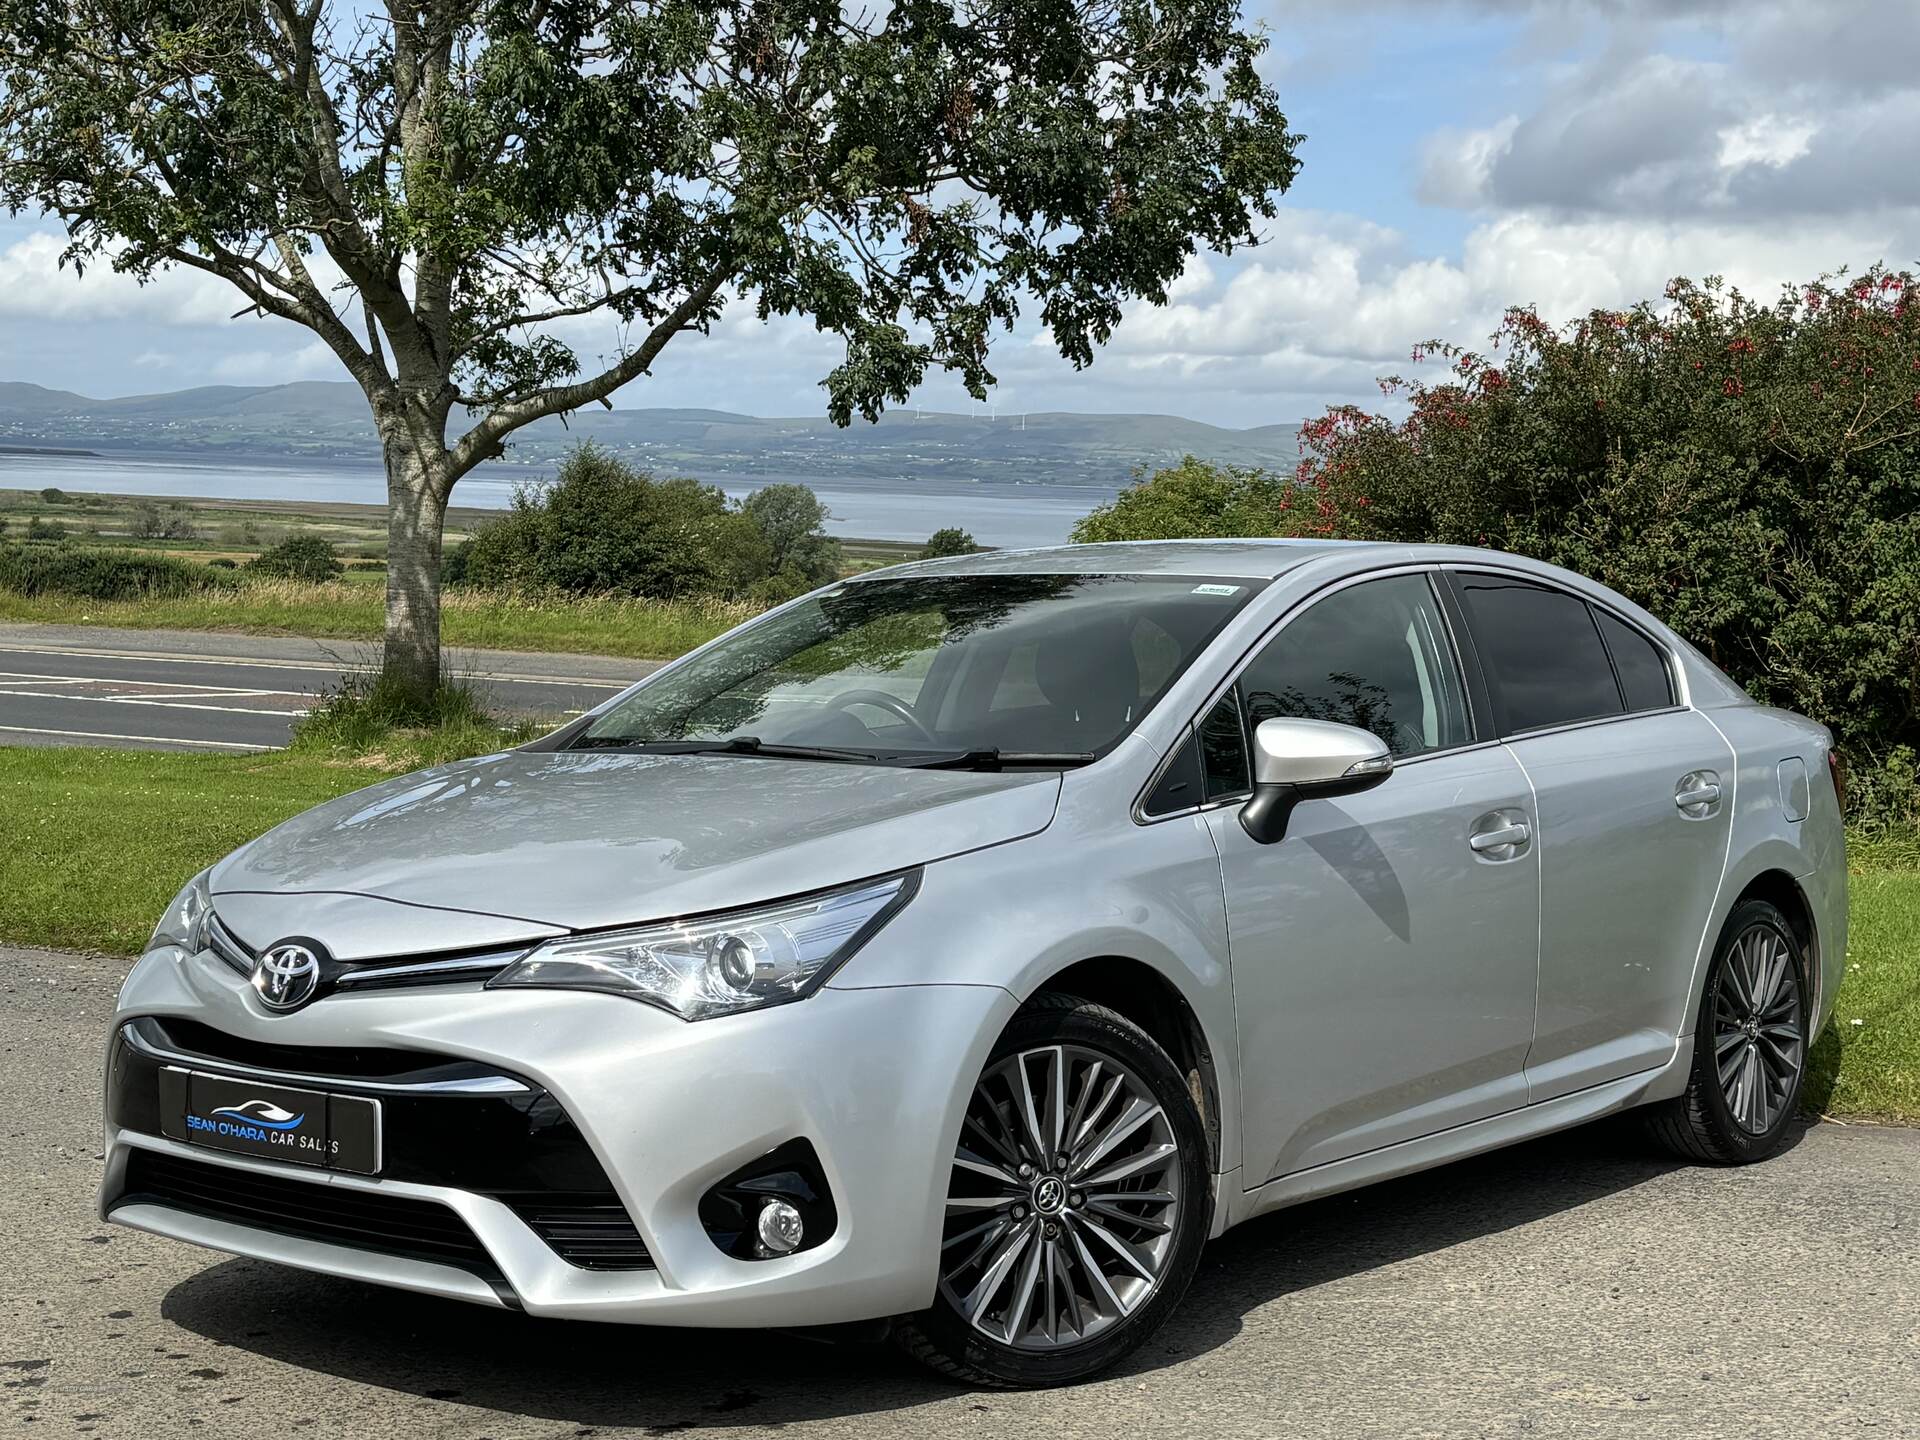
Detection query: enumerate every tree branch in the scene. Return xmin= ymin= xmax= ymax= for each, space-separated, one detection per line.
xmin=445 ymin=259 xmax=733 ymax=488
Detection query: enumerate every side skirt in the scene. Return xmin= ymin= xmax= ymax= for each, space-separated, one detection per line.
xmin=1221 ymin=1042 xmax=1692 ymax=1231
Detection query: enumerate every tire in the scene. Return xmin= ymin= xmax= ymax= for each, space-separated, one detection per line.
xmin=1646 ymin=899 xmax=1810 ymax=1164
xmin=896 ymin=992 xmax=1211 ymax=1387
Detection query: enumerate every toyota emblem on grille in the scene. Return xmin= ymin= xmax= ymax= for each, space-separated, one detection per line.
xmin=252 ymin=940 xmax=324 ymax=1012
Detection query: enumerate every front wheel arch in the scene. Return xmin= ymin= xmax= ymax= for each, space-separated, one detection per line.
xmin=1029 ymin=956 xmax=1222 ymax=1176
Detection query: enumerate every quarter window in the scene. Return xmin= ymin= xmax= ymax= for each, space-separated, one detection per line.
xmin=1238 ymin=575 xmax=1471 ymax=758
xmin=1455 ymin=574 xmax=1623 ymax=733
xmin=1593 ymin=609 xmax=1674 ymax=712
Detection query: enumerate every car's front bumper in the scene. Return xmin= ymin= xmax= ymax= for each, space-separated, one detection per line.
xmin=102 ymin=943 xmax=1017 ymax=1326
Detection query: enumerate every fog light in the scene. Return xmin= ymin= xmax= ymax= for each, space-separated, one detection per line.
xmin=756 ymin=1198 xmax=805 ymax=1256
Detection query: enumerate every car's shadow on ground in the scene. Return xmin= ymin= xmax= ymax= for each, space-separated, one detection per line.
xmin=160 ymin=1116 xmax=1778 ymax=1428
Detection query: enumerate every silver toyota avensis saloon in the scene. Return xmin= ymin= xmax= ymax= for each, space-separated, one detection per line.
xmin=102 ymin=540 xmax=1846 ymax=1387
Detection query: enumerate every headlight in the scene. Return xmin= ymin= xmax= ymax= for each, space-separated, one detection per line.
xmin=149 ymin=869 xmax=214 ymax=954
xmin=488 ymin=871 xmax=919 ymax=1021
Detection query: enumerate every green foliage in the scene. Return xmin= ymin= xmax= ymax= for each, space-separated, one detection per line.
xmin=1072 ymin=456 xmax=1296 ymax=542
xmin=1290 ymin=267 xmax=1920 ymax=822
xmin=37 ymin=487 xmax=66 ymax=503
xmin=0 ymin=0 xmax=1301 ymax=696
xmin=462 ymin=445 xmax=835 ymax=601
xmin=741 ymin=485 xmax=842 ymax=596
xmin=130 ymin=500 xmax=197 ymax=540
xmin=24 ymin=516 xmax=67 ymax=540
xmin=0 ymin=540 xmax=232 ymax=599
xmin=248 ymin=533 xmax=344 ymax=582
xmin=920 ymin=527 xmax=980 ymax=558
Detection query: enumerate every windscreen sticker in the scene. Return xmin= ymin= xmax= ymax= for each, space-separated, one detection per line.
xmin=1191 ymin=583 xmax=1242 ymax=596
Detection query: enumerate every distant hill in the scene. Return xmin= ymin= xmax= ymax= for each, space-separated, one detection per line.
xmin=0 ymin=380 xmax=1300 ymax=488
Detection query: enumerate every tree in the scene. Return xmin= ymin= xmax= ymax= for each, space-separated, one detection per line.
xmin=920 ymin=525 xmax=978 ymax=557
xmin=0 ymin=1 xmax=1302 ymax=703
xmin=741 ymin=484 xmax=839 ymax=587
xmin=1072 ymin=456 xmax=1295 ymax=541
xmin=1292 ymin=268 xmax=1920 ymax=821
xmin=462 ymin=445 xmax=770 ymax=597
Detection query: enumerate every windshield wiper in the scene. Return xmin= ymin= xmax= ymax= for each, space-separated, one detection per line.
xmin=902 ymin=749 xmax=1098 ymax=771
xmin=566 ymin=735 xmax=888 ymax=764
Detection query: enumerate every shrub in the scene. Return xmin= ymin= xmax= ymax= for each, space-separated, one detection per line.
xmin=38 ymin=487 xmax=67 ymax=503
xmin=1072 ymin=457 xmax=1297 ymax=542
xmin=25 ymin=516 xmax=67 ymax=540
xmin=463 ymin=444 xmax=820 ymax=600
xmin=207 ymin=557 xmax=238 ymax=570
xmin=249 ymin=532 xmax=344 ymax=582
xmin=0 ymin=541 xmax=234 ymax=599
xmin=920 ymin=526 xmax=980 ymax=558
xmin=131 ymin=501 xmax=197 ymax=541
xmin=1282 ymin=266 xmax=1920 ymax=824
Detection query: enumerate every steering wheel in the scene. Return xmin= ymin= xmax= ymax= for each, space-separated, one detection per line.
xmin=823 ymin=688 xmax=939 ymax=745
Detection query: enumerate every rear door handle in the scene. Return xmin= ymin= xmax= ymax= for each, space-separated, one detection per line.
xmin=1469 ymin=819 xmax=1531 ymax=854
xmin=1676 ymin=772 xmax=1722 ymax=815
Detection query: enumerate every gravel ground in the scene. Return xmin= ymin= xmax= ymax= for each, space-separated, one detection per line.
xmin=4 ymin=941 xmax=1916 ymax=1440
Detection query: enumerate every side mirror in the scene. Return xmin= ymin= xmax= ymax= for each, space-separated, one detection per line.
xmin=1239 ymin=717 xmax=1394 ymax=845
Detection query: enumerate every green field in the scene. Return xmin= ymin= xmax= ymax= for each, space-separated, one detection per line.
xmin=0 ymin=739 xmax=1911 ymax=1124
xmin=0 ymin=579 xmax=753 ymax=659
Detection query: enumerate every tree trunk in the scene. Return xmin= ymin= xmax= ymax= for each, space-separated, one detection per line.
xmin=382 ymin=442 xmax=450 ymax=706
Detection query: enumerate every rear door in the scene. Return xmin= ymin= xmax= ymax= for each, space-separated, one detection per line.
xmin=1193 ymin=571 xmax=1542 ymax=1182
xmin=1446 ymin=571 xmax=1736 ymax=1100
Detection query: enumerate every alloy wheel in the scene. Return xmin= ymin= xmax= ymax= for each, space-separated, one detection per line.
xmin=939 ymin=1043 xmax=1183 ymax=1351
xmin=1713 ymin=923 xmax=1805 ymax=1135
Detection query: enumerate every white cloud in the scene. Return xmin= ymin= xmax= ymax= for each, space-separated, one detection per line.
xmin=209 ymin=341 xmax=342 ymax=384
xmin=1716 ymin=116 xmax=1817 ymax=172
xmin=0 ymin=231 xmax=240 ymax=325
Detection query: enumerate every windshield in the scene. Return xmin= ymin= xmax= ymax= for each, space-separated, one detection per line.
xmin=572 ymin=573 xmax=1260 ymax=765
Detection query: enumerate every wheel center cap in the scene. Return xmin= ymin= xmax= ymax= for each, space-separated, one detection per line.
xmin=1744 ymin=1018 xmax=1761 ymax=1039
xmin=1031 ymin=1175 xmax=1067 ymax=1216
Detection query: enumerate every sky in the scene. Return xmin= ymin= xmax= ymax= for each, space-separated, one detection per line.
xmin=2 ymin=0 xmax=1916 ymax=429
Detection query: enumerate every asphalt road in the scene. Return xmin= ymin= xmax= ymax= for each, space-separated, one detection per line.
xmin=4 ymin=944 xmax=1916 ymax=1439
xmin=0 ymin=623 xmax=659 ymax=752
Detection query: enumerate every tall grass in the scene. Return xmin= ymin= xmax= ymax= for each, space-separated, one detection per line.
xmin=0 ymin=571 xmax=756 ymax=660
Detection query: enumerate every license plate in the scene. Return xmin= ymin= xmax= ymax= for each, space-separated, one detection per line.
xmin=159 ymin=1067 xmax=381 ymax=1175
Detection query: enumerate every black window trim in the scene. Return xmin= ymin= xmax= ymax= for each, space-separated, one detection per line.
xmin=1437 ymin=564 xmax=1687 ymax=743
xmin=1132 ymin=563 xmax=1494 ymax=825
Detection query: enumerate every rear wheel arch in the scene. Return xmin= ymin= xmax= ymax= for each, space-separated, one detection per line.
xmin=1029 ymin=956 xmax=1222 ymax=1175
xmin=1730 ymin=869 xmax=1818 ymax=1015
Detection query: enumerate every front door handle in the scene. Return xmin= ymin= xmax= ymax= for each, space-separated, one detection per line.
xmin=1676 ymin=771 xmax=1722 ymax=815
xmin=1468 ymin=814 xmax=1531 ymax=856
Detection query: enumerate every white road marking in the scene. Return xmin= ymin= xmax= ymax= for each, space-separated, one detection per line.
xmin=0 ymin=688 xmax=308 ymax=717
xmin=0 ymin=667 xmax=308 ymax=696
xmin=0 ymin=642 xmax=629 ymax=688
xmin=0 ymin=723 xmax=277 ymax=751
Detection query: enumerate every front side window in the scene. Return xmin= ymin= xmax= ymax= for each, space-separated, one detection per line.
xmin=1237 ymin=574 xmax=1472 ymax=758
xmin=575 ymin=574 xmax=1260 ymax=763
xmin=1455 ymin=573 xmax=1625 ymax=734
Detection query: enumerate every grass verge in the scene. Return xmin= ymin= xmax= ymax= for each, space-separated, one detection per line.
xmin=1 ymin=738 xmax=1912 ymax=1125
xmin=1806 ymin=852 xmax=1920 ymax=1123
xmin=0 ymin=580 xmax=752 ymax=660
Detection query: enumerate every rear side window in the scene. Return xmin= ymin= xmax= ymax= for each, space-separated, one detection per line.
xmin=1594 ymin=609 xmax=1674 ymax=712
xmin=1455 ymin=574 xmax=1623 ymax=734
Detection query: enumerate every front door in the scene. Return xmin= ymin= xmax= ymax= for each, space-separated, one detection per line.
xmin=1206 ymin=573 xmax=1542 ymax=1184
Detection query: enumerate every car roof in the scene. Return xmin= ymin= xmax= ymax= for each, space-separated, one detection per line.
xmin=858 ymin=538 xmax=1395 ymax=582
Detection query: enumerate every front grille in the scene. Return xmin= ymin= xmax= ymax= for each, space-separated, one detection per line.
xmin=117 ymin=1149 xmax=504 ymax=1282
xmin=134 ymin=1015 xmax=522 ymax=1089
xmin=507 ymin=1197 xmax=654 ymax=1270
